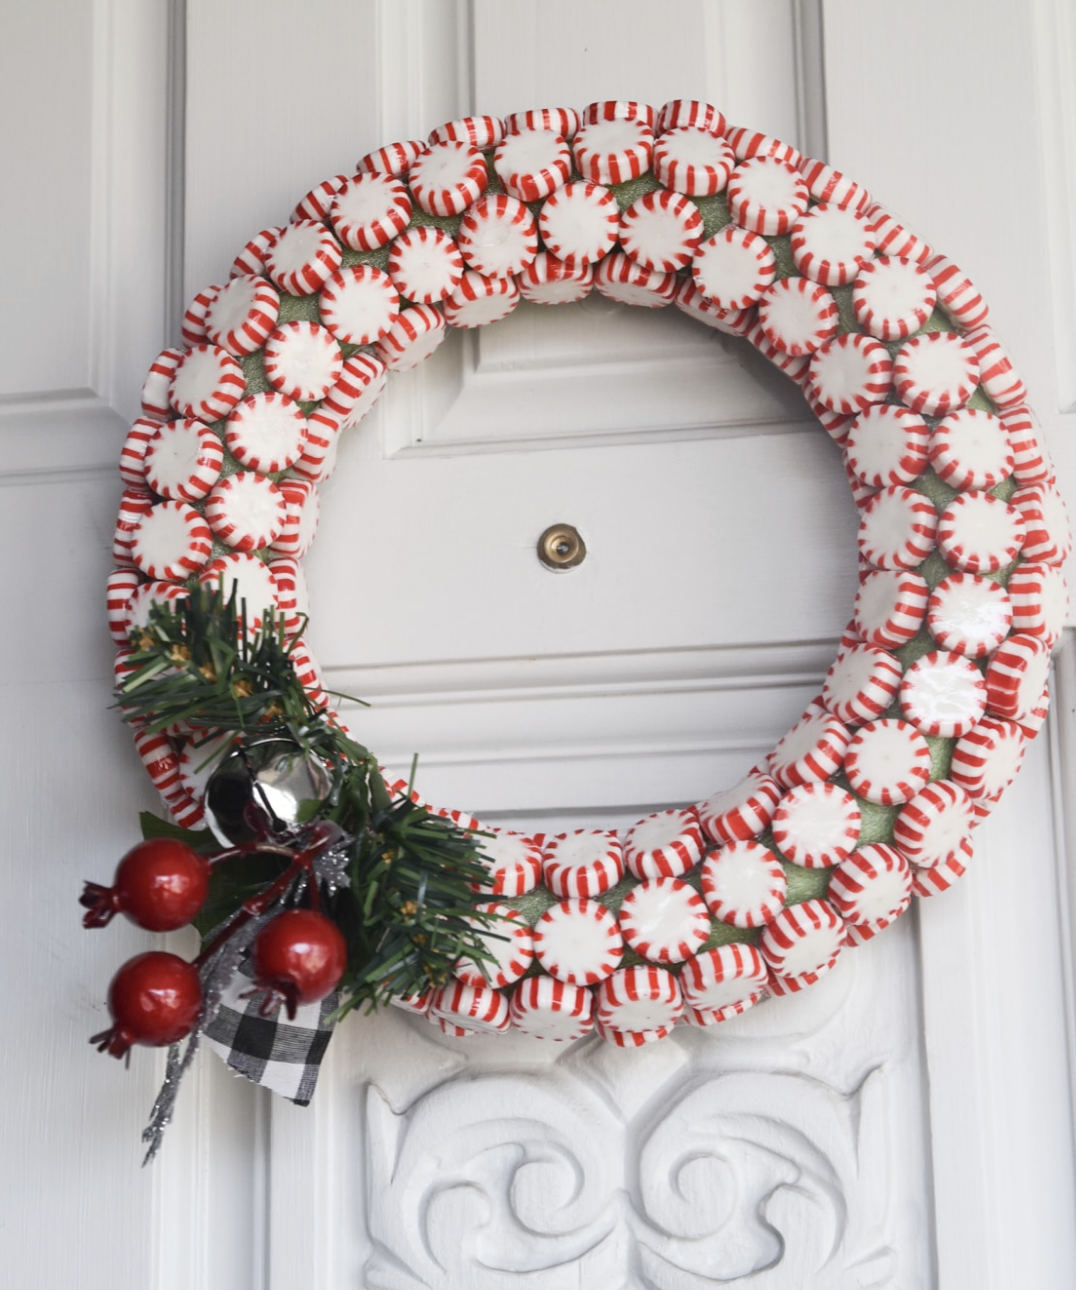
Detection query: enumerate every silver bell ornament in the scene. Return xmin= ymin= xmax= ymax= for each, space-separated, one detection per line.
xmin=203 ymin=740 xmax=332 ymax=846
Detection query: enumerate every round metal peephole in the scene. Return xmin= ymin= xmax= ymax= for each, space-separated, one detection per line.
xmin=537 ymin=523 xmax=586 ymax=570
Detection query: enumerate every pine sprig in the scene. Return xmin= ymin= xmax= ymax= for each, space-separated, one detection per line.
xmin=120 ymin=582 xmax=500 ymax=1009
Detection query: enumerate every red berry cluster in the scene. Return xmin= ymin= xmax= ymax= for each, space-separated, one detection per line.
xmin=82 ymin=827 xmax=348 ymax=1059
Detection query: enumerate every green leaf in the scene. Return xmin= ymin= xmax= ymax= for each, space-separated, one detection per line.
xmin=139 ymin=811 xmax=219 ymax=855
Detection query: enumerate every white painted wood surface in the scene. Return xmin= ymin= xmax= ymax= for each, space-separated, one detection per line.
xmin=2 ymin=1 xmax=1075 ymax=1287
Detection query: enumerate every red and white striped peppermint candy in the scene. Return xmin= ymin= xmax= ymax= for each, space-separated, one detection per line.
xmin=130 ymin=501 xmax=212 ymax=582
xmin=985 ymin=634 xmax=1052 ymax=722
xmin=901 ymin=650 xmax=987 ymax=739
xmin=1016 ymin=684 xmax=1051 ymax=740
xmin=726 ymin=127 xmax=802 ymax=167
xmin=105 ymin=568 xmax=141 ymax=644
xmin=652 ymin=127 xmax=735 ymax=196
xmin=679 ymin=943 xmax=769 ymax=1023
xmin=124 ymin=579 xmax=188 ymax=635
xmin=113 ymin=486 xmax=155 ymax=567
xmin=937 ymin=491 xmax=1025 ymax=574
xmin=726 ymin=156 xmax=809 ymax=236
xmin=961 ymin=324 xmax=1026 ymax=409
xmin=322 ymin=351 xmax=388 ymax=427
xmin=204 ymin=275 xmax=281 ymax=357
xmin=493 ymin=129 xmax=572 ymax=202
xmin=806 ymin=334 xmax=893 ymax=415
xmin=537 ymin=180 xmax=620 ymax=266
xmin=197 ymin=552 xmax=279 ymax=631
xmin=504 ymin=107 xmax=580 ymax=138
xmin=770 ymin=707 xmax=852 ymax=787
xmin=542 ymin=829 xmax=624 ymax=898
xmin=134 ymin=728 xmax=182 ymax=794
xmin=509 ymin=975 xmax=594 ymax=1041
xmin=950 ymin=716 xmax=1027 ymax=799
xmin=387 ymin=225 xmax=464 ymax=304
xmin=866 ymin=203 xmax=931 ymax=264
xmin=894 ymin=331 xmax=979 ymax=417
xmin=230 ymin=227 xmax=283 ymax=279
xmin=355 ymin=139 xmax=424 ymax=177
xmin=857 ymin=485 xmax=938 ymax=569
xmin=517 ymin=254 xmax=593 ymax=306
xmin=756 ymin=277 xmax=839 ymax=357
xmin=263 ymin=321 xmax=342 ymax=403
xmin=772 ymin=782 xmax=861 ymax=869
xmin=169 ymin=344 xmax=246 ymax=422
xmin=927 ymin=574 xmax=1012 ymax=659
xmin=924 ymin=252 xmax=989 ymax=329
xmin=581 ymin=100 xmax=655 ymax=128
xmin=929 ymin=408 xmax=1013 ymax=493
xmin=388 ymin=988 xmax=432 ymax=1017
xmin=430 ymin=978 xmax=510 ymax=1034
xmin=373 ymin=304 xmax=447 ymax=371
xmin=1008 ymin=563 xmax=1069 ymax=647
xmin=700 ymin=839 xmax=787 ymax=928
xmin=428 ymin=114 xmax=505 ymax=149
xmin=619 ymin=188 xmax=702 ymax=274
xmin=656 ymin=99 xmax=726 ymax=136
xmin=697 ymin=771 xmax=782 ymax=844
xmin=290 ymin=174 xmax=348 ymax=223
xmin=851 ymin=256 xmax=937 ymax=342
xmin=844 ymin=405 xmax=929 ymax=488
xmin=475 ymin=830 xmax=542 ymax=897
xmin=744 ymin=321 xmax=810 ymax=381
xmin=1002 ymin=407 xmax=1055 ymax=486
xmin=1012 ymin=482 xmax=1072 ymax=566
xmin=264 ymin=221 xmax=343 ymax=296
xmin=854 ymin=570 xmax=930 ymax=648
xmin=318 ymin=264 xmax=400 ymax=346
xmin=291 ymin=410 xmax=340 ymax=484
xmin=532 ymin=898 xmax=623 ymax=984
xmin=617 ymin=878 xmax=711 ymax=963
xmin=674 ymin=279 xmax=754 ymax=334
xmin=828 ymin=843 xmax=912 ymax=930
xmin=593 ymin=252 xmax=677 ymax=308
xmin=594 ymin=965 xmax=683 ymax=1036
xmin=444 ymin=272 xmax=520 ymax=328
xmin=454 ymin=904 xmax=534 ymax=989
xmin=790 ymin=202 xmax=876 ymax=286
xmin=796 ymin=159 xmax=870 ymax=214
xmin=141 ymin=348 xmax=184 ymax=418
xmin=204 ymin=472 xmax=286 ymax=553
xmin=269 ymin=477 xmax=320 ymax=559
xmin=912 ymin=851 xmax=969 ymax=898
xmin=143 ymin=418 xmax=224 ymax=502
xmin=894 ymin=780 xmax=976 ymax=869
xmin=691 ymin=225 xmax=776 ymax=311
xmin=224 ymin=392 xmax=307 ymax=475
xmin=623 ymin=807 xmax=703 ymax=879
xmin=844 ymin=718 xmax=932 ymax=805
xmin=759 ymin=899 xmax=845 ymax=978
xmin=267 ymin=555 xmax=306 ymax=637
xmin=408 ymin=140 xmax=488 ymax=217
xmin=822 ymin=644 xmax=903 ymax=726
xmin=180 ymin=283 xmax=222 ymax=347
xmin=288 ymin=636 xmax=326 ymax=704
xmin=456 ymin=193 xmax=538 ymax=279
xmin=571 ymin=115 xmax=653 ymax=186
xmin=329 ymin=173 xmax=412 ymax=251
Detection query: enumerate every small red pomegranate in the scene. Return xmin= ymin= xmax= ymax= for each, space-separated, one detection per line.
xmin=249 ymin=909 xmax=347 ymax=1019
xmin=91 ymin=952 xmax=203 ymax=1060
xmin=81 ymin=838 xmax=210 ymax=932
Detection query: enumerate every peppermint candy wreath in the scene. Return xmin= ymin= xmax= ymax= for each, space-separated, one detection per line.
xmin=93 ymin=99 xmax=1071 ymax=1126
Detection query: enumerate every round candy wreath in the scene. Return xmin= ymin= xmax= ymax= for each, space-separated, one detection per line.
xmin=98 ymin=99 xmax=1071 ymax=1065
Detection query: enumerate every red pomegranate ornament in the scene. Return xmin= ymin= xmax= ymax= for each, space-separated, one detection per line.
xmin=91 ymin=951 xmax=203 ymax=1059
xmin=80 ymin=837 xmax=210 ymax=932
xmin=249 ymin=909 xmax=347 ymax=1019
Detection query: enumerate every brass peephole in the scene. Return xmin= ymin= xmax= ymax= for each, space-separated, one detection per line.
xmin=537 ymin=523 xmax=586 ymax=570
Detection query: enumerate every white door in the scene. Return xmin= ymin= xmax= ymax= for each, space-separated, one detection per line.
xmin=4 ymin=2 xmax=1076 ymax=1287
